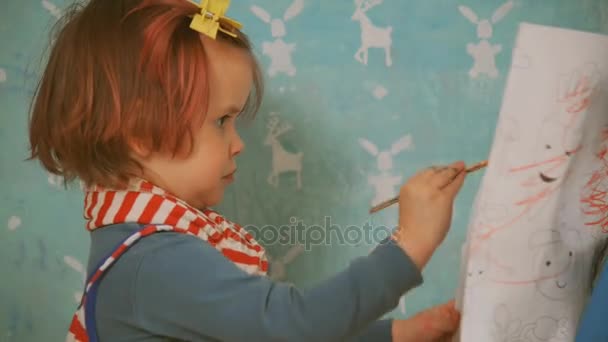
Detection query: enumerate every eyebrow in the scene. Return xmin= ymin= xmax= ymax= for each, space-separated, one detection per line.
xmin=222 ymin=105 xmax=244 ymax=116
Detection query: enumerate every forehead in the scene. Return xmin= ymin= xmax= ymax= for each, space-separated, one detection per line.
xmin=202 ymin=36 xmax=254 ymax=112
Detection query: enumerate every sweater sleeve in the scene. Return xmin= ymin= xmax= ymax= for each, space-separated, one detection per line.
xmin=131 ymin=234 xmax=422 ymax=342
xmin=575 ymin=261 xmax=608 ymax=341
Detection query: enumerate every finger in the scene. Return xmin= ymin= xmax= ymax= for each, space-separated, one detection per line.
xmin=429 ymin=161 xmax=465 ymax=188
xmin=414 ymin=165 xmax=440 ymax=182
xmin=435 ymin=302 xmax=461 ymax=333
xmin=442 ymin=166 xmax=466 ymax=196
xmin=437 ymin=299 xmax=460 ymax=321
xmin=431 ymin=167 xmax=459 ymax=188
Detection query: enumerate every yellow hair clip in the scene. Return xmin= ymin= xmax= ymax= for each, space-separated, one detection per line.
xmin=189 ymin=0 xmax=243 ymax=39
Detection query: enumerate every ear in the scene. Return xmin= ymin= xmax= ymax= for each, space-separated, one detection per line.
xmin=528 ymin=229 xmax=561 ymax=249
xmin=128 ymin=138 xmax=153 ymax=159
xmin=359 ymin=138 xmax=379 ymax=156
xmin=561 ymin=229 xmax=581 ymax=244
xmin=458 ymin=5 xmax=478 ymax=24
xmin=492 ymin=1 xmax=514 ymax=23
xmin=64 ymin=255 xmax=85 ymax=275
xmin=493 ymin=304 xmax=511 ymax=330
xmin=250 ymin=5 xmax=272 ymax=23
xmin=284 ymin=0 xmax=304 ymax=21
xmin=390 ymin=134 xmax=414 ymax=155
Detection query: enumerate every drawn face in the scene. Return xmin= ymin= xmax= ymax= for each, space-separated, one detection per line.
xmin=536 ymin=120 xmax=571 ymax=184
xmin=466 ymin=256 xmax=488 ymax=288
xmin=510 ymin=117 xmax=578 ymax=189
xmin=531 ymin=229 xmax=581 ymax=300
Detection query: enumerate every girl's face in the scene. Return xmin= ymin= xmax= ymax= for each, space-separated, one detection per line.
xmin=134 ymin=36 xmax=253 ymax=209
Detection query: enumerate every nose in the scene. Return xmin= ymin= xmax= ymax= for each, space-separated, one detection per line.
xmin=231 ymin=131 xmax=245 ymax=157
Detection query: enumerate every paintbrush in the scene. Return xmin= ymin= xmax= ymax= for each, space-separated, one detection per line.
xmin=369 ymin=160 xmax=488 ymax=214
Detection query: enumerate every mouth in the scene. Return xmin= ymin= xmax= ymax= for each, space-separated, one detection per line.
xmin=223 ymin=169 xmax=237 ymax=181
xmin=556 ymin=280 xmax=567 ymax=288
xmin=539 ymin=172 xmax=558 ymax=183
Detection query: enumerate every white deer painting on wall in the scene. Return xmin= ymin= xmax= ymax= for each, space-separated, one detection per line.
xmin=359 ymin=135 xmax=414 ymax=206
xmin=352 ymin=0 xmax=393 ymax=67
xmin=459 ymin=1 xmax=514 ymax=79
xmin=250 ymin=0 xmax=304 ymax=77
xmin=265 ymin=113 xmax=303 ymax=190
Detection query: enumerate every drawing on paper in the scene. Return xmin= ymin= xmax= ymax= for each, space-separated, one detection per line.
xmin=530 ymin=230 xmax=582 ymax=301
xmin=265 ymin=113 xmax=303 ymax=190
xmin=493 ymin=304 xmax=571 ymax=342
xmin=459 ymin=1 xmax=514 ymax=79
xmin=469 ymin=64 xmax=599 ymax=252
xmin=250 ymin=0 xmax=304 ymax=77
xmin=467 ymin=227 xmax=583 ymax=302
xmin=359 ymin=135 xmax=414 ymax=206
xmin=459 ymin=23 xmax=608 ymax=342
xmin=352 ymin=0 xmax=393 ymax=67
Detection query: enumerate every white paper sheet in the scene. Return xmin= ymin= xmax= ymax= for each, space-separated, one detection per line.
xmin=457 ymin=22 xmax=608 ymax=342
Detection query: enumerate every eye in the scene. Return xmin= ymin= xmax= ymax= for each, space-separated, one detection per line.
xmin=546 ymin=145 xmax=552 ymax=149
xmin=569 ymin=251 xmax=573 ymax=256
xmin=545 ymin=260 xmax=552 ymax=267
xmin=216 ymin=115 xmax=231 ymax=127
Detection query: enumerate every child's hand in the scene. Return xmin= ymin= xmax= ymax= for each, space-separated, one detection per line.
xmin=391 ymin=300 xmax=461 ymax=342
xmin=393 ymin=161 xmax=466 ymax=269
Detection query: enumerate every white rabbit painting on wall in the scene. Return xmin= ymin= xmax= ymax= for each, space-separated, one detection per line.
xmin=351 ymin=0 xmax=393 ymax=67
xmin=250 ymin=0 xmax=304 ymax=77
xmin=359 ymin=135 xmax=414 ymax=206
xmin=459 ymin=1 xmax=514 ymax=79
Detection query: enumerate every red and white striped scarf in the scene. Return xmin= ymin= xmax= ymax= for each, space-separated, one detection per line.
xmin=84 ymin=178 xmax=268 ymax=275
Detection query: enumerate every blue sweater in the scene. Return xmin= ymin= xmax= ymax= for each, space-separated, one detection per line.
xmin=85 ymin=223 xmax=424 ymax=341
xmin=575 ymin=261 xmax=608 ymax=341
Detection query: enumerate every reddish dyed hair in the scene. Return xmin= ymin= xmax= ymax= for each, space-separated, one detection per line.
xmin=28 ymin=0 xmax=264 ymax=188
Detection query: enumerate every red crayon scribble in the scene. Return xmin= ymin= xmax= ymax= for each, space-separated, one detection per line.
xmin=580 ymin=127 xmax=608 ymax=232
xmin=558 ymin=74 xmax=594 ymax=114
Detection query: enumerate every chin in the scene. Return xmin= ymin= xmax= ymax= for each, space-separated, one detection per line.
xmin=202 ymin=192 xmax=225 ymax=209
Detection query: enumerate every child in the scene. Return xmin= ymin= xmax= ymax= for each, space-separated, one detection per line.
xmin=28 ymin=0 xmax=467 ymax=340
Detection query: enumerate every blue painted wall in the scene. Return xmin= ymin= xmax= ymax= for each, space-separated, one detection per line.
xmin=1 ymin=0 xmax=607 ymax=340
